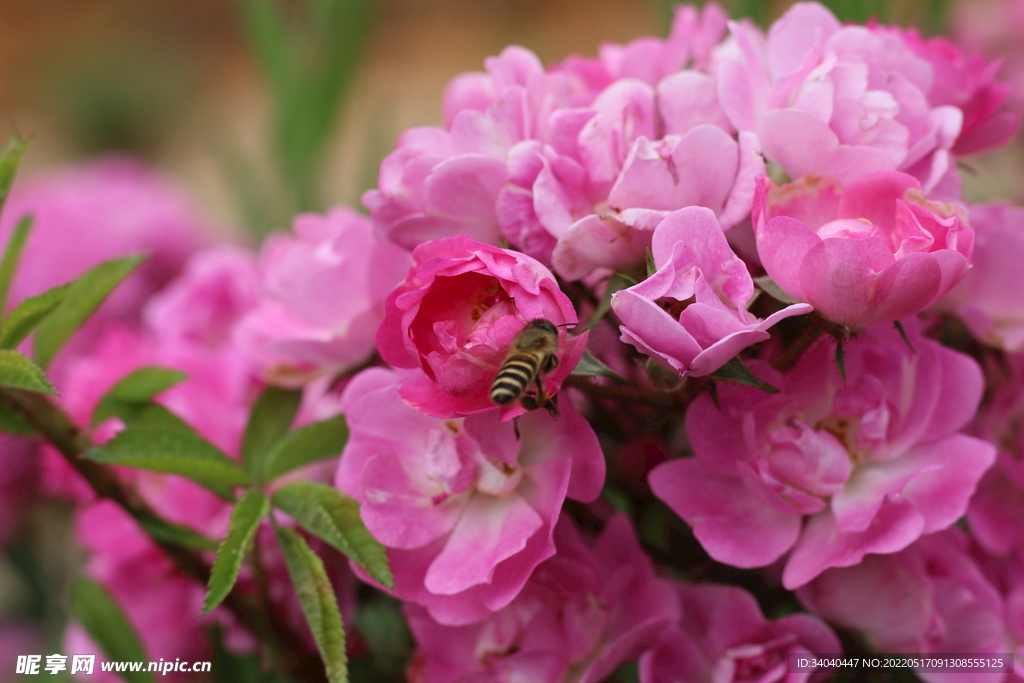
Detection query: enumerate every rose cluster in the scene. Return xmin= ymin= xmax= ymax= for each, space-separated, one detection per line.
xmin=6 ymin=2 xmax=1024 ymax=682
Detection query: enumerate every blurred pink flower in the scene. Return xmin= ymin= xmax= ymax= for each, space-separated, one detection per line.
xmin=0 ymin=156 xmax=210 ymax=360
xmin=144 ymin=245 xmax=262 ymax=351
xmin=649 ymin=320 xmax=995 ymax=589
xmin=953 ymin=0 xmax=1024 ymax=116
xmin=375 ymin=236 xmax=586 ymax=419
xmin=719 ymin=2 xmax=1014 ymax=194
xmin=942 ymin=203 xmax=1024 ymax=351
xmin=640 ymin=583 xmax=839 ymax=683
xmin=234 ymin=207 xmax=410 ymax=386
xmin=335 ymin=367 xmax=604 ymax=625
xmin=365 ymin=4 xmax=764 ymax=281
xmin=797 ymin=529 xmax=1007 ymax=683
xmin=754 ymin=171 xmax=973 ymax=329
xmin=404 ymin=514 xmax=678 ymax=682
xmin=611 ymin=206 xmax=811 ymax=378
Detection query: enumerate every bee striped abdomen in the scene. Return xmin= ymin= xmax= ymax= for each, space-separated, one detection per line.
xmin=490 ymin=355 xmax=540 ymax=404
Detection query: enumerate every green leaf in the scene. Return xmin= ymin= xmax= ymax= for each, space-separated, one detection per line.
xmin=580 ymin=274 xmax=630 ymax=332
xmin=137 ymin=517 xmax=218 ymax=552
xmin=70 ymin=578 xmax=155 ymax=683
xmin=91 ymin=367 xmax=188 ymax=427
xmin=354 ymin=594 xmax=413 ymax=677
xmin=893 ymin=320 xmax=916 ymax=353
xmin=272 ymin=482 xmax=392 ymax=589
xmin=242 ymin=386 xmax=302 ymax=480
xmin=753 ymin=276 xmax=798 ymax=305
xmin=0 ymin=135 xmax=28 ymax=213
xmin=94 ymin=401 xmax=193 ymax=431
xmin=571 ymin=349 xmax=628 ymax=384
xmin=0 ymin=349 xmax=56 ymax=394
xmin=645 ymin=247 xmax=656 ymax=278
xmin=33 ymin=254 xmax=147 ymax=369
xmin=0 ymin=216 xmax=32 ymax=321
xmin=83 ymin=425 xmax=250 ymax=498
xmin=0 ymin=283 xmax=70 ymax=349
xmin=0 ymin=399 xmax=35 ymax=434
xmin=260 ymin=414 xmax=348 ymax=484
xmin=274 ymin=524 xmax=348 ymax=683
xmin=710 ymin=357 xmax=779 ymax=393
xmin=203 ymin=490 xmax=270 ymax=614
xmin=835 ymin=339 xmax=847 ymax=385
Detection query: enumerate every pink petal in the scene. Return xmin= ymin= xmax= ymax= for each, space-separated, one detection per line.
xmin=649 ymin=458 xmax=801 ymax=568
xmin=755 ymin=215 xmax=821 ymax=303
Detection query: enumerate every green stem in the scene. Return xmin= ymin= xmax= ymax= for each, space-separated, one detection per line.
xmin=0 ymin=387 xmax=327 ymax=683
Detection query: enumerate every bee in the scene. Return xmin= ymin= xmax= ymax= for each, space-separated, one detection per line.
xmin=490 ymin=319 xmax=560 ymax=414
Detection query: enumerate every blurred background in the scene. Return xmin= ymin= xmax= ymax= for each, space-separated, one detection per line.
xmin=0 ymin=0 xmax=1021 ymax=679
xmin=0 ymin=0 xmax=1019 ymax=240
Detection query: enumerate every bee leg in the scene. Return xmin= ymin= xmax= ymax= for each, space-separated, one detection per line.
xmin=520 ymin=393 xmax=538 ymax=411
xmin=513 ymin=417 xmax=521 ymax=440
xmin=533 ymin=376 xmax=559 ymax=418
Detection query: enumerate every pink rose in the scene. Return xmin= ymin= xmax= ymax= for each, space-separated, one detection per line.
xmin=375 ymin=236 xmax=587 ymax=419
xmin=335 ymin=368 xmax=605 ymax=625
xmin=649 ymin=319 xmax=995 ymax=589
xmin=234 ymin=207 xmax=410 ymax=386
xmin=718 ymin=2 xmax=1013 ymax=194
xmin=754 ymin=171 xmax=973 ymax=329
xmin=611 ymin=206 xmax=811 ymax=378
xmin=942 ymin=203 xmax=1024 ymax=351
xmin=797 ymin=529 xmax=1007 ymax=683
xmin=640 ymin=583 xmax=839 ymax=683
xmin=404 ymin=514 xmax=678 ymax=682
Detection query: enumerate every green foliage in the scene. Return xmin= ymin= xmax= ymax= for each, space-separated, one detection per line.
xmin=820 ymin=0 xmax=890 ymax=23
xmin=70 ymin=578 xmax=155 ymax=683
xmin=274 ymin=524 xmax=348 ymax=683
xmin=242 ymin=386 xmax=303 ymax=481
xmin=33 ymin=254 xmax=147 ymax=369
xmin=91 ymin=367 xmax=188 ymax=427
xmin=0 ymin=216 xmax=33 ymax=320
xmin=137 ymin=517 xmax=218 ymax=552
xmin=571 ymin=349 xmax=629 ymax=384
xmin=204 ymin=490 xmax=271 ymax=614
xmin=753 ymin=276 xmax=798 ymax=305
xmin=354 ymin=593 xmax=413 ymax=678
xmin=710 ymin=356 xmax=780 ymax=393
xmin=236 ymin=0 xmax=375 ymax=232
xmin=272 ymin=482 xmax=392 ymax=589
xmin=260 ymin=414 xmax=349 ymax=484
xmin=580 ymin=274 xmax=630 ymax=332
xmin=0 ymin=283 xmax=71 ymax=349
xmin=0 ymin=400 xmax=36 ymax=434
xmin=0 ymin=349 xmax=57 ymax=394
xmin=84 ymin=425 xmax=250 ymax=499
xmin=0 ymin=135 xmax=28 ymax=215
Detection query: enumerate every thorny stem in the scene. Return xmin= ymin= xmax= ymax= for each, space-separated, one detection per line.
xmin=0 ymin=387 xmax=328 ymax=683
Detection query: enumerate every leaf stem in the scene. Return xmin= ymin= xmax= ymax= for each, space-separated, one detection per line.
xmin=0 ymin=387 xmax=327 ymax=683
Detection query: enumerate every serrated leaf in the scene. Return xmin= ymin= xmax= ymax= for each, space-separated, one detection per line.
xmin=138 ymin=517 xmax=218 ymax=552
xmin=33 ymin=254 xmax=147 ymax=369
xmin=260 ymin=415 xmax=348 ymax=483
xmin=0 ymin=216 xmax=32 ymax=320
xmin=70 ymin=578 xmax=155 ymax=683
xmin=83 ymin=425 xmax=250 ymax=498
xmin=0 ymin=349 xmax=56 ymax=394
xmin=274 ymin=524 xmax=348 ymax=683
xmin=0 ymin=283 xmax=70 ymax=349
xmin=571 ymin=349 xmax=628 ymax=384
xmin=91 ymin=367 xmax=188 ymax=427
xmin=754 ymin=276 xmax=798 ymax=305
xmin=242 ymin=386 xmax=302 ymax=480
xmin=203 ymin=490 xmax=270 ymax=614
xmin=0 ymin=399 xmax=35 ymax=434
xmin=272 ymin=482 xmax=392 ymax=589
xmin=710 ymin=357 xmax=779 ymax=393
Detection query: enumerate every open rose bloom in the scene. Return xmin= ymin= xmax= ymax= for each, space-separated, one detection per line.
xmin=15 ymin=1 xmax=1024 ymax=681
